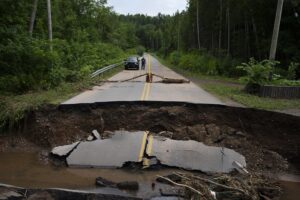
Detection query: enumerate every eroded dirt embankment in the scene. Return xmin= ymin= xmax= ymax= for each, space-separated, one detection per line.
xmin=1 ymin=102 xmax=300 ymax=173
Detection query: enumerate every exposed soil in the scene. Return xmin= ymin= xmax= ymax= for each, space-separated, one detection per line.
xmin=1 ymin=102 xmax=298 ymax=174
xmin=0 ymin=102 xmax=299 ymax=199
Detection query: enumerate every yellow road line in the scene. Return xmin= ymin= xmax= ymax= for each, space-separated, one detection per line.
xmin=145 ymin=82 xmax=151 ymax=100
xmin=140 ymin=82 xmax=148 ymax=101
xmin=143 ymin=135 xmax=153 ymax=167
xmin=138 ymin=131 xmax=148 ymax=162
xmin=147 ymin=55 xmax=151 ymax=75
xmin=146 ymin=135 xmax=153 ymax=156
xmin=140 ymin=54 xmax=152 ymax=101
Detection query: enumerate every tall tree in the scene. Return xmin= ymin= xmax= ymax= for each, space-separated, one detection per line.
xmin=29 ymin=0 xmax=38 ymax=36
xmin=47 ymin=0 xmax=52 ymax=50
xmin=218 ymin=0 xmax=223 ymax=53
xmin=196 ymin=1 xmax=201 ymax=50
xmin=226 ymin=3 xmax=230 ymax=55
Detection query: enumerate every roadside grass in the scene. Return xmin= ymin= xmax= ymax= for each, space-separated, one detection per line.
xmin=154 ymin=54 xmax=300 ymax=111
xmin=0 ymin=66 xmax=123 ymax=132
xmin=201 ymin=83 xmax=300 ymax=110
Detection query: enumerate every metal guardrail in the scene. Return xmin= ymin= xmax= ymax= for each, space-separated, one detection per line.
xmin=91 ymin=62 xmax=124 ymax=78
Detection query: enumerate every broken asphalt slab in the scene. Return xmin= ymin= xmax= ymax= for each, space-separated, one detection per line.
xmin=146 ymin=135 xmax=246 ymax=173
xmin=51 ymin=141 xmax=80 ymax=157
xmin=67 ymin=131 xmax=147 ymax=168
xmin=57 ymin=131 xmax=246 ymax=173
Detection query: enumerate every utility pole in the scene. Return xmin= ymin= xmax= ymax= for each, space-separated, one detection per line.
xmin=29 ymin=0 xmax=38 ymax=37
xmin=47 ymin=0 xmax=53 ymax=51
xmin=269 ymin=0 xmax=284 ymax=60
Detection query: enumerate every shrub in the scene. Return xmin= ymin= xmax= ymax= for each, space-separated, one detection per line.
xmin=169 ymin=51 xmax=181 ymax=65
xmin=287 ymin=62 xmax=299 ymax=80
xmin=237 ymin=58 xmax=278 ymax=93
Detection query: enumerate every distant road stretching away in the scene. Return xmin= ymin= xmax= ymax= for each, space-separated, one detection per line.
xmin=62 ymin=54 xmax=223 ymax=105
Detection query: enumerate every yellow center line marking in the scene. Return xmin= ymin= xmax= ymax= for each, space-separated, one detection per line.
xmin=148 ymin=55 xmax=151 ymax=75
xmin=138 ymin=131 xmax=148 ymax=162
xmin=140 ymin=82 xmax=148 ymax=101
xmin=140 ymin=54 xmax=152 ymax=101
xmin=146 ymin=135 xmax=153 ymax=156
xmin=143 ymin=134 xmax=153 ymax=167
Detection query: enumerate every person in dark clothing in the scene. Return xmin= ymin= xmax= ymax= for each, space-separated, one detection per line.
xmin=141 ymin=57 xmax=146 ymax=70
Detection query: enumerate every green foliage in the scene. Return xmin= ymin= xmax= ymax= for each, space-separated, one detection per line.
xmin=237 ymin=58 xmax=278 ymax=86
xmin=136 ymin=46 xmax=146 ymax=56
xmin=0 ymin=0 xmax=139 ymax=94
xmin=271 ymin=79 xmax=300 ymax=86
xmin=169 ymin=51 xmax=181 ymax=65
xmin=287 ymin=62 xmax=299 ymax=80
xmin=166 ymin=51 xmax=242 ymax=77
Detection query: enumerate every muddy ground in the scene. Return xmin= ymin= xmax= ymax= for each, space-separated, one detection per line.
xmin=1 ymin=102 xmax=299 ymax=173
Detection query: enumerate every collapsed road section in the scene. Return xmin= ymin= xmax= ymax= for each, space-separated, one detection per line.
xmin=1 ymin=103 xmax=300 ymax=199
xmin=52 ymin=131 xmax=246 ymax=173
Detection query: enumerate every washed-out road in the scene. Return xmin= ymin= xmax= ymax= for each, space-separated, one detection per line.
xmin=62 ymin=54 xmax=223 ymax=105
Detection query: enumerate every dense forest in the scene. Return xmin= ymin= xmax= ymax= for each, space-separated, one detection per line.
xmin=123 ymin=0 xmax=300 ymax=78
xmin=1 ymin=0 xmax=300 ymax=94
xmin=0 ymin=0 xmax=139 ymax=93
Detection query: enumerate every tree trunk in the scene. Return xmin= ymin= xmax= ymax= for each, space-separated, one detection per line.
xmin=47 ymin=0 xmax=53 ymax=51
xmin=251 ymin=15 xmax=261 ymax=59
xmin=269 ymin=0 xmax=284 ymax=60
xmin=196 ymin=1 xmax=201 ymax=50
xmin=244 ymin=16 xmax=250 ymax=58
xmin=29 ymin=0 xmax=38 ymax=36
xmin=218 ymin=0 xmax=223 ymax=54
xmin=227 ymin=5 xmax=230 ymax=55
xmin=211 ymin=31 xmax=214 ymax=53
xmin=177 ymin=21 xmax=180 ymax=51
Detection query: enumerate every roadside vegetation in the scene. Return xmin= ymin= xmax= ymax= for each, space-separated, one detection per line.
xmin=155 ymin=55 xmax=300 ymax=111
xmin=1 ymin=0 xmax=300 ymax=131
xmin=0 ymin=0 xmax=138 ymax=132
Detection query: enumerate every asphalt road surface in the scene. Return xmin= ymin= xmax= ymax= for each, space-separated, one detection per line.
xmin=62 ymin=54 xmax=223 ymax=105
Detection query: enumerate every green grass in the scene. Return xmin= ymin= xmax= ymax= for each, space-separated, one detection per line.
xmin=0 ymin=66 xmax=123 ymax=132
xmin=154 ymin=54 xmax=300 ymax=111
xmin=202 ymin=84 xmax=300 ymax=110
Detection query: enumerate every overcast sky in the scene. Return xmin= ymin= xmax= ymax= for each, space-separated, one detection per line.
xmin=107 ymin=0 xmax=187 ymax=16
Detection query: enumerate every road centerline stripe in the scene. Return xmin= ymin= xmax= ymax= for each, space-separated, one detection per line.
xmin=138 ymin=131 xmax=148 ymax=162
xmin=140 ymin=82 xmax=147 ymax=100
xmin=146 ymin=135 xmax=153 ymax=156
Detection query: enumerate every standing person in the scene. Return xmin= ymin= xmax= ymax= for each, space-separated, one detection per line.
xmin=141 ymin=57 xmax=146 ymax=70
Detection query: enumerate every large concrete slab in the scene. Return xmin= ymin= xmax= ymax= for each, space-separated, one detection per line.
xmin=67 ymin=131 xmax=147 ymax=168
xmin=61 ymin=54 xmax=223 ymax=105
xmin=146 ymin=136 xmax=246 ymax=173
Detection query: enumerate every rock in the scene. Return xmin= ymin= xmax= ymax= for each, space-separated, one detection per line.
xmin=95 ymin=177 xmax=116 ymax=187
xmin=158 ymin=131 xmax=173 ymax=138
xmin=205 ymin=124 xmax=222 ymax=142
xmin=87 ymin=136 xmax=94 ymax=141
xmin=51 ymin=142 xmax=80 ymax=157
xmin=156 ymin=174 xmax=182 ymax=185
xmin=92 ymin=130 xmax=101 ymax=140
xmin=116 ymin=181 xmax=139 ymax=191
